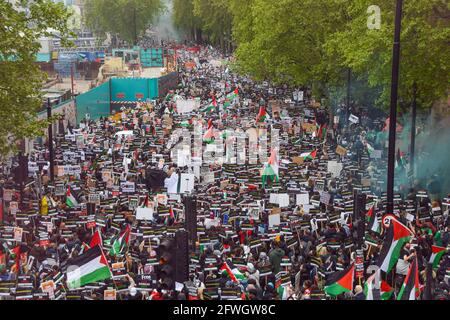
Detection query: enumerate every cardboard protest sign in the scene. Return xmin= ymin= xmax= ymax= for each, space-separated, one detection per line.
xmin=292 ymin=157 xmax=304 ymax=165
xmin=336 ymin=145 xmax=348 ymax=156
xmin=302 ymin=122 xmax=317 ymax=133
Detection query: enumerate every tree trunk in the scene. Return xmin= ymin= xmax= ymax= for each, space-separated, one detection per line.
xmin=410 ymin=82 xmax=417 ymax=180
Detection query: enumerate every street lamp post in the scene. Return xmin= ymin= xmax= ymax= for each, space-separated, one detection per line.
xmin=47 ymin=98 xmax=55 ymax=182
xmin=386 ymin=0 xmax=403 ymax=214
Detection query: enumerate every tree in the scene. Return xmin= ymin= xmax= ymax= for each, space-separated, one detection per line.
xmin=192 ymin=0 xmax=233 ymax=52
xmin=172 ymin=0 xmax=203 ymax=43
xmin=231 ymin=0 xmax=350 ymax=100
xmin=85 ymin=0 xmax=165 ymax=46
xmin=327 ymin=0 xmax=450 ymax=109
xmin=0 ymin=0 xmax=73 ymax=158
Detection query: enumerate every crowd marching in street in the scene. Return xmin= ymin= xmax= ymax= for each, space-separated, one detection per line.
xmin=0 ymin=45 xmax=448 ymax=301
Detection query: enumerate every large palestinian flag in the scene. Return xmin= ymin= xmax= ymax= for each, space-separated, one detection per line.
xmin=66 ymin=245 xmax=112 ymax=289
xmin=89 ymin=229 xmax=103 ymax=248
xmin=429 ymin=245 xmax=446 ymax=269
xmin=220 ymin=261 xmax=245 ymax=283
xmin=109 ymin=225 xmax=131 ymax=256
xmin=364 ymin=272 xmax=394 ymax=300
xmin=203 ymin=120 xmax=216 ymax=144
xmin=66 ymin=186 xmax=78 ymax=208
xmin=316 ymin=124 xmax=327 ymax=141
xmin=300 ymin=150 xmax=317 ymax=161
xmin=380 ymin=280 xmax=394 ymax=300
xmin=324 ymin=264 xmax=354 ymax=297
xmin=201 ymin=96 xmax=217 ymax=113
xmin=261 ymin=149 xmax=279 ymax=189
xmin=256 ymin=106 xmax=267 ymax=123
xmin=226 ymin=88 xmax=239 ymax=101
xmin=366 ymin=206 xmax=381 ymax=233
xmin=363 ymin=272 xmax=378 ymax=300
xmin=377 ymin=217 xmax=413 ymax=273
xmin=397 ymin=256 xmax=420 ymax=300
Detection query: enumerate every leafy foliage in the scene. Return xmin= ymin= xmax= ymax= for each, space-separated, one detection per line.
xmin=85 ymin=0 xmax=165 ymax=45
xmin=0 ymin=0 xmax=73 ymax=158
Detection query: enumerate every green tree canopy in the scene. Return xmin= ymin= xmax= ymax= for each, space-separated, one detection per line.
xmin=0 ymin=0 xmax=73 ymax=157
xmin=327 ymin=0 xmax=450 ymax=109
xmin=232 ymin=0 xmax=350 ymax=99
xmin=85 ymin=0 xmax=165 ymax=46
xmin=172 ymin=0 xmax=202 ymax=40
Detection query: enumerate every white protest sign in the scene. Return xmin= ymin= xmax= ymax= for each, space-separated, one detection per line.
xmin=269 ymin=194 xmax=279 ymax=204
xmin=296 ymin=193 xmax=310 ymax=205
xmin=40 ymin=280 xmax=56 ymax=299
xmin=10 ymin=201 xmax=18 ymax=215
xmin=14 ymin=227 xmax=23 ymax=242
xmin=176 ymin=99 xmax=200 ymax=114
xmin=120 ymin=182 xmax=135 ymax=193
xmin=349 ymin=114 xmax=359 ymax=124
xmin=320 ymin=192 xmax=331 ymax=205
xmin=180 ymin=174 xmax=195 ymax=194
xmin=268 ymin=213 xmax=281 ymax=228
xmin=136 ymin=207 xmax=154 ymax=221
xmin=278 ymin=194 xmax=290 ymax=208
xmin=327 ymin=161 xmax=343 ymax=178
xmin=204 ymin=218 xmax=221 ymax=230
xmin=370 ymin=150 xmax=382 ymax=159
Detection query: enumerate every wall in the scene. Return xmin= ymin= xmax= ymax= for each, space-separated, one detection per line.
xmin=75 ymin=81 xmax=110 ymax=123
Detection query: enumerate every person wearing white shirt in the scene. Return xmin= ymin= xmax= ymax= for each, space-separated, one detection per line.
xmin=164 ymin=166 xmax=179 ymax=194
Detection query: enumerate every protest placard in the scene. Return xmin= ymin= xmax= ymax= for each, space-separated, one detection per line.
xmin=336 ymin=145 xmax=348 ymax=156
xmin=349 ymin=114 xmax=359 ymax=124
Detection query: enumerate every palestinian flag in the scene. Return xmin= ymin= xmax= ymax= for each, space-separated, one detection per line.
xmin=256 ymin=106 xmax=267 ymax=123
xmin=429 ymin=245 xmax=446 ymax=269
xmin=363 ymin=272 xmax=377 ymax=300
xmin=66 ymin=245 xmax=112 ymax=290
xmin=9 ymin=246 xmax=20 ymax=273
xmin=377 ymin=217 xmax=413 ymax=273
xmin=380 ymin=280 xmax=394 ymax=300
xmin=66 ymin=186 xmax=78 ymax=208
xmin=316 ymin=124 xmax=327 ymax=141
xmin=89 ymin=229 xmax=103 ymax=248
xmin=324 ymin=264 xmax=355 ymax=297
xmin=396 ymin=149 xmax=406 ymax=169
xmin=220 ymin=261 xmax=245 ymax=283
xmin=226 ymin=88 xmax=239 ymax=101
xmin=300 ymin=150 xmax=317 ymax=161
xmin=276 ymin=283 xmax=290 ymax=300
xmin=366 ymin=143 xmax=375 ymax=156
xmin=397 ymin=256 xmax=420 ymax=300
xmin=203 ymin=123 xmax=216 ymax=144
xmin=366 ymin=206 xmax=381 ymax=233
xmin=261 ymin=149 xmax=279 ymax=189
xmin=223 ymin=100 xmax=232 ymax=109
xmin=109 ymin=225 xmax=131 ymax=256
xmin=201 ymin=96 xmax=217 ymax=113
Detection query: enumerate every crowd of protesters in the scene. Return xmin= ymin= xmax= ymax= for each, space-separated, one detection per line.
xmin=0 ymin=45 xmax=448 ymax=300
